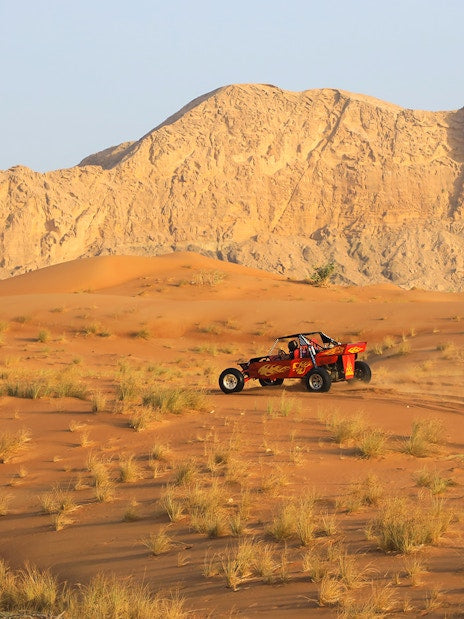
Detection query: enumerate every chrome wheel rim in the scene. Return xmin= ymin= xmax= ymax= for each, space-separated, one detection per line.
xmin=223 ymin=373 xmax=239 ymax=390
xmin=309 ymin=374 xmax=323 ymax=390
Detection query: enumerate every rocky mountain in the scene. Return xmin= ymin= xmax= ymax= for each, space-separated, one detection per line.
xmin=1 ymin=84 xmax=463 ymax=290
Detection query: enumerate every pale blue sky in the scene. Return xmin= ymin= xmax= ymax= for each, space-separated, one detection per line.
xmin=1 ymin=0 xmax=463 ymax=172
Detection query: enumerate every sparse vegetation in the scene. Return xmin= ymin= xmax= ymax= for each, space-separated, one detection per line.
xmin=0 ymin=562 xmax=187 ymax=617
xmin=323 ymin=411 xmax=367 ymax=444
xmin=143 ymin=387 xmax=206 ymax=415
xmin=355 ymin=428 xmax=388 ymax=459
xmin=0 ymin=429 xmax=31 ymax=463
xmin=414 ymin=467 xmax=455 ymax=494
xmin=403 ymin=418 xmax=445 ymax=457
xmin=37 ymin=329 xmax=51 ymax=343
xmin=118 ymin=454 xmax=142 ymax=483
xmin=340 ymin=474 xmax=384 ymax=512
xmin=142 ymin=525 xmax=174 ymax=556
xmin=368 ymin=496 xmax=453 ymax=553
xmin=190 ymin=270 xmax=225 ymax=286
xmin=306 ymin=262 xmax=336 ymax=287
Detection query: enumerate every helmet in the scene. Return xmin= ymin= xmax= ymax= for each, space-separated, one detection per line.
xmin=288 ymin=340 xmax=298 ymax=353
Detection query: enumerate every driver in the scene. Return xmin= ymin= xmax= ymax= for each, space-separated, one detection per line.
xmin=288 ymin=339 xmax=299 ymax=359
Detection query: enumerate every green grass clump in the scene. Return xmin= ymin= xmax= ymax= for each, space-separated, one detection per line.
xmin=143 ymin=387 xmax=206 ymax=415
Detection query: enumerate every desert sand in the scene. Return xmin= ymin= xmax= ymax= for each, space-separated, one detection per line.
xmin=0 ymin=252 xmax=463 ymax=617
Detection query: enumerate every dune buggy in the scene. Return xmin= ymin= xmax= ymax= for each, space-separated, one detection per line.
xmin=218 ymin=332 xmax=371 ymax=394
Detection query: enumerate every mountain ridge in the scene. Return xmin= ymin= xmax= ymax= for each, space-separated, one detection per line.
xmin=1 ymin=84 xmax=463 ymax=290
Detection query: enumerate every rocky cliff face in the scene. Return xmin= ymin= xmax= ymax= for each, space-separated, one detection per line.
xmin=1 ymin=84 xmax=463 ymax=290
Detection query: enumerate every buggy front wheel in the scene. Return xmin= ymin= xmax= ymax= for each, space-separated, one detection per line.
xmin=219 ymin=368 xmax=245 ymax=394
xmin=304 ymin=368 xmax=332 ymax=392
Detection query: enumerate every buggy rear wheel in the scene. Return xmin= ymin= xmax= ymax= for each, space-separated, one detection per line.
xmin=219 ymin=368 xmax=245 ymax=394
xmin=259 ymin=378 xmax=284 ymax=387
xmin=354 ymin=360 xmax=372 ymax=383
xmin=304 ymin=368 xmax=332 ymax=392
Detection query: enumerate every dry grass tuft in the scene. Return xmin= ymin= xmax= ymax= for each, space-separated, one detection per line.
xmin=142 ymin=525 xmax=174 ymax=556
xmin=414 ymin=467 xmax=455 ymax=494
xmin=40 ymin=485 xmax=78 ymax=515
xmin=323 ymin=412 xmax=367 ymax=445
xmin=340 ymin=474 xmax=384 ymax=512
xmin=368 ymin=495 xmax=453 ymax=553
xmin=403 ymin=418 xmax=445 ymax=457
xmin=143 ymin=387 xmax=207 ymax=415
xmin=355 ymin=429 xmax=389 ymax=459
xmin=157 ymin=485 xmax=185 ymax=522
xmin=0 ymin=429 xmax=31 ymax=463
xmin=118 ymin=454 xmax=142 ymax=483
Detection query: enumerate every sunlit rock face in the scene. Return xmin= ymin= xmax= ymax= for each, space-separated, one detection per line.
xmin=1 ymin=84 xmax=463 ymax=290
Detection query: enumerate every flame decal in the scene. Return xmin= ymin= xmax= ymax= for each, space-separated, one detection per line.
xmin=292 ymin=360 xmax=313 ymax=375
xmin=258 ymin=364 xmax=289 ymax=377
xmin=345 ymin=358 xmax=354 ymax=378
xmin=347 ymin=346 xmax=363 ymax=354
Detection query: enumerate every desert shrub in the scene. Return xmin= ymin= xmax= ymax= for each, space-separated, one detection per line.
xmin=369 ymin=496 xmax=453 ymax=553
xmin=151 ymin=443 xmax=171 ymax=462
xmin=122 ymin=499 xmax=140 ymax=522
xmin=306 ymin=262 xmax=336 ymax=287
xmin=131 ymin=328 xmax=151 ymax=340
xmin=4 ymin=372 xmax=87 ymax=400
xmin=53 ymin=379 xmax=88 ymax=399
xmin=37 ymin=329 xmax=51 ymax=343
xmin=218 ymin=539 xmax=256 ymax=590
xmin=190 ymin=270 xmax=225 ymax=286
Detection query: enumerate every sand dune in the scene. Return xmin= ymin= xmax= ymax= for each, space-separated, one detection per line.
xmin=0 ymin=253 xmax=463 ymax=616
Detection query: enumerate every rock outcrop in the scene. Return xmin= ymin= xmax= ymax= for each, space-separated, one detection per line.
xmin=1 ymin=84 xmax=463 ymax=289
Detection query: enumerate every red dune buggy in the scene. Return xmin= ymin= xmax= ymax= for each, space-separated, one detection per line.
xmin=218 ymin=332 xmax=371 ymax=394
